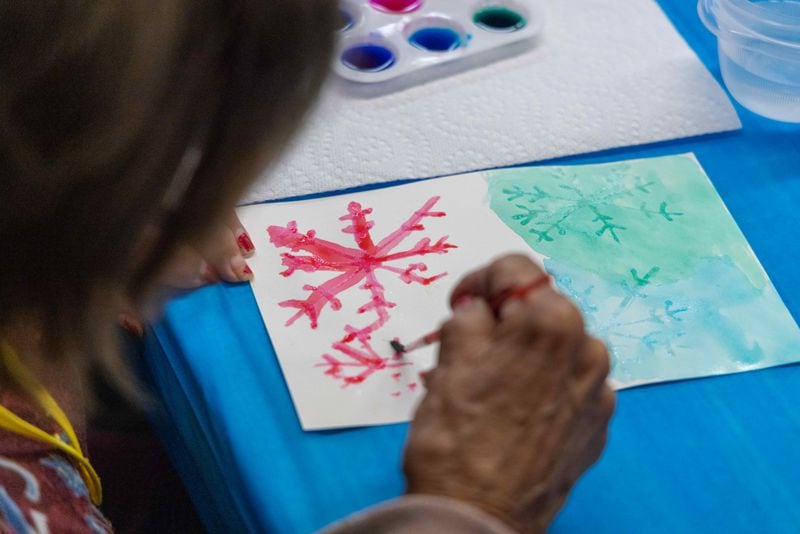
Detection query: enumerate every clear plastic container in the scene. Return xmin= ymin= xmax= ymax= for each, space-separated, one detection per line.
xmin=698 ymin=0 xmax=800 ymax=123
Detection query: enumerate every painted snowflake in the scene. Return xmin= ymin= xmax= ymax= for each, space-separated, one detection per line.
xmin=267 ymin=196 xmax=456 ymax=387
xmin=501 ymin=165 xmax=683 ymax=244
xmin=554 ymin=265 xmax=689 ymax=379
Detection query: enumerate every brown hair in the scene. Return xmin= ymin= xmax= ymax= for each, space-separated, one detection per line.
xmin=0 ymin=1 xmax=336 ymax=387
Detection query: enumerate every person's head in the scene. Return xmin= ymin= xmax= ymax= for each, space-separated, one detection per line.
xmin=0 ymin=1 xmax=336 ymax=383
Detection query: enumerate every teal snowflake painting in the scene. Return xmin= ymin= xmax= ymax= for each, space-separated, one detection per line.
xmin=486 ymin=154 xmax=800 ymax=386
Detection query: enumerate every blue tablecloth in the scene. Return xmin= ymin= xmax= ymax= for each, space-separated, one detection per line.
xmin=142 ymin=1 xmax=800 ymax=532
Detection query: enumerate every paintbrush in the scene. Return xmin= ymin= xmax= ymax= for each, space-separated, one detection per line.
xmin=390 ymin=330 xmax=440 ymax=354
xmin=391 ymin=274 xmax=551 ymax=354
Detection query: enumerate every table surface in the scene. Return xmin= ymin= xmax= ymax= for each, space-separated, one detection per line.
xmin=142 ymin=1 xmax=800 ymax=532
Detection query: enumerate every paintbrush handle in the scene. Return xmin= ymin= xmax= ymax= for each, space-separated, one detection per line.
xmin=404 ymin=329 xmax=441 ymax=352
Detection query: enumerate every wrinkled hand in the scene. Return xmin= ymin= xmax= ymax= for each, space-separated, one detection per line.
xmin=119 ymin=212 xmax=255 ymax=335
xmin=404 ymin=254 xmax=614 ymax=533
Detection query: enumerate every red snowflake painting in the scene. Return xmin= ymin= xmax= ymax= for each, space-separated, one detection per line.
xmin=267 ymin=196 xmax=457 ymax=387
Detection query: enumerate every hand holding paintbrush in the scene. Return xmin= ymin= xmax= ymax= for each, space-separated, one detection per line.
xmin=391 ymin=272 xmax=552 ymax=354
xmin=403 ymin=254 xmax=614 ymax=531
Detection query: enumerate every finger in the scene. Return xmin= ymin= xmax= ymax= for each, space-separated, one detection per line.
xmin=496 ymin=293 xmax=585 ymax=368
xmin=229 ymin=212 xmax=255 ymax=258
xmin=115 ymin=293 xmax=146 ymax=337
xmin=448 ymin=268 xmax=487 ymax=309
xmin=597 ymin=383 xmax=617 ymax=428
xmin=571 ymin=386 xmax=615 ymax=473
xmin=203 ymin=223 xmax=253 ymax=282
xmin=551 ymin=386 xmax=615 ymax=497
xmin=598 ymin=385 xmax=616 ymax=422
xmin=158 ymin=244 xmax=208 ymax=289
xmin=571 ymin=386 xmax=616 ymax=471
xmin=483 ymin=254 xmax=548 ymax=307
xmin=449 ymin=254 xmax=548 ymax=311
xmin=574 ymin=337 xmax=611 ymax=379
xmin=437 ymin=297 xmax=495 ymax=368
xmin=418 ymin=369 xmax=433 ymax=388
xmin=119 ymin=311 xmax=144 ymax=337
xmin=569 ymin=337 xmax=611 ymax=402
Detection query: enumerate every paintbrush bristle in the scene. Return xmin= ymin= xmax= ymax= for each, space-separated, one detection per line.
xmin=390 ymin=340 xmax=406 ymax=353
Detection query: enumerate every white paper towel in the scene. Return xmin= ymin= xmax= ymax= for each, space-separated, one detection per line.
xmin=244 ymin=0 xmax=741 ymax=203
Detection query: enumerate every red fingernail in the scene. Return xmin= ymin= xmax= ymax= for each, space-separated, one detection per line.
xmin=453 ymin=295 xmax=473 ymax=310
xmin=119 ymin=316 xmax=144 ymax=337
xmin=237 ymin=232 xmax=255 ymax=253
xmin=242 ymin=264 xmax=253 ymax=275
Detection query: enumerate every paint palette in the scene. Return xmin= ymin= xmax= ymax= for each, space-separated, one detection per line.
xmin=335 ymin=0 xmax=545 ymax=84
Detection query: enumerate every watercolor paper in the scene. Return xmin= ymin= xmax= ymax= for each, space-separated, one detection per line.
xmin=238 ymin=154 xmax=800 ymax=430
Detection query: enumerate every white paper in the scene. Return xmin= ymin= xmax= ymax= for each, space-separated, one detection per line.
xmin=238 ymin=178 xmax=539 ymax=429
xmin=243 ymin=0 xmax=740 ymax=203
xmin=239 ymin=155 xmax=800 ymax=431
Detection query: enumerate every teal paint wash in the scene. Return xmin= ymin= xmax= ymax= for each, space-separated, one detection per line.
xmin=483 ymin=154 xmax=800 ymax=386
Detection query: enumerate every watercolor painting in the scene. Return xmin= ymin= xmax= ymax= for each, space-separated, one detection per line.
xmin=239 ymin=154 xmax=800 ymax=430
xmin=267 ymin=196 xmax=456 ymax=387
xmin=485 ymin=154 xmax=800 ymax=386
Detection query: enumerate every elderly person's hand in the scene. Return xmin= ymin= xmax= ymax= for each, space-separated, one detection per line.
xmin=404 ymin=254 xmax=614 ymax=533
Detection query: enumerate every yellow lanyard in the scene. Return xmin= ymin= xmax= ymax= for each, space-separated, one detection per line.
xmin=0 ymin=342 xmax=102 ymax=505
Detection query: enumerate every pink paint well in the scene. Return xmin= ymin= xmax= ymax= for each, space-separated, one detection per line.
xmin=369 ymin=0 xmax=423 ymax=14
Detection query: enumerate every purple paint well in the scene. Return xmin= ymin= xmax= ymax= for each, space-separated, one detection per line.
xmin=341 ymin=44 xmax=396 ymax=72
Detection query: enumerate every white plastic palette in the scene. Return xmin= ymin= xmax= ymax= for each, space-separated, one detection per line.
xmin=335 ymin=0 xmax=545 ymax=84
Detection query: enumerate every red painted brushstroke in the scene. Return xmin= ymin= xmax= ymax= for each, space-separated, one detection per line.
xmin=268 ymin=196 xmax=456 ymax=388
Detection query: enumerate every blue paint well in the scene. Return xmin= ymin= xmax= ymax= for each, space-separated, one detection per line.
xmin=408 ymin=27 xmax=462 ymax=52
xmin=341 ymin=44 xmax=395 ymax=72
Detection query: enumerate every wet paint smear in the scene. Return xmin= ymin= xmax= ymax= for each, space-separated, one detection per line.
xmin=337 ymin=8 xmax=354 ymax=32
xmin=473 ymin=7 xmax=527 ymax=32
xmin=341 ymin=44 xmax=395 ymax=72
xmin=369 ymin=0 xmax=423 ymax=13
xmin=408 ymin=27 xmax=462 ymax=52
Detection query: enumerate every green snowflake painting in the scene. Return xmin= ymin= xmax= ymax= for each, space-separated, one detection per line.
xmin=486 ymin=154 xmax=800 ymax=386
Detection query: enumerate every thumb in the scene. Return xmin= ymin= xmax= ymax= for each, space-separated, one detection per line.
xmin=437 ymin=297 xmax=495 ymax=368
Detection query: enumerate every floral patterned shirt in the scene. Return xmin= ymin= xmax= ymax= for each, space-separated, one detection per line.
xmin=0 ymin=389 xmax=112 ymax=533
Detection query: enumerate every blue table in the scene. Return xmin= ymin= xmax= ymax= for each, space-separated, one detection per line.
xmin=142 ymin=1 xmax=800 ymax=532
